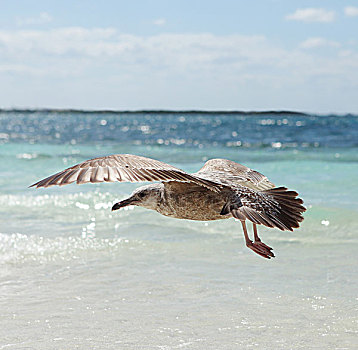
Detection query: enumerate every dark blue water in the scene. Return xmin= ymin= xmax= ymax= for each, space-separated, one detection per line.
xmin=1 ymin=111 xmax=357 ymax=149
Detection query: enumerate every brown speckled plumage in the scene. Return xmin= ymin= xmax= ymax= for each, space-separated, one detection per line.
xmin=31 ymin=154 xmax=306 ymax=259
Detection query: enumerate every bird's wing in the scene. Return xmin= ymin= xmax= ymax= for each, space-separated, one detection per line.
xmin=30 ymin=154 xmax=222 ymax=192
xmin=163 ymin=180 xmax=209 ymax=195
xmin=195 ymin=158 xmax=275 ymax=191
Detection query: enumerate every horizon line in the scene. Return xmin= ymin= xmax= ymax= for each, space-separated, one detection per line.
xmin=0 ymin=108 xmax=356 ymax=116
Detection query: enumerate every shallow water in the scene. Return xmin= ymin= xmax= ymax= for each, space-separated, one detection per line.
xmin=0 ymin=111 xmax=357 ymax=349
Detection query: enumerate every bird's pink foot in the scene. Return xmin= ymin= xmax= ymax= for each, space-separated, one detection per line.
xmin=246 ymin=240 xmax=275 ymax=259
xmin=254 ymin=237 xmax=273 ymax=251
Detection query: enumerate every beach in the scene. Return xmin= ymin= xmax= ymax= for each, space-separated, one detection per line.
xmin=0 ymin=111 xmax=357 ymax=349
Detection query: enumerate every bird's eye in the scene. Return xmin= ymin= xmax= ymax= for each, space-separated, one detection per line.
xmin=138 ymin=192 xmax=145 ymax=198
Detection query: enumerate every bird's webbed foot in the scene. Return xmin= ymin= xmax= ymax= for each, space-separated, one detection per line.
xmin=246 ymin=239 xmax=275 ymax=259
xmin=241 ymin=221 xmax=275 ymax=259
xmin=254 ymin=236 xmax=274 ymax=252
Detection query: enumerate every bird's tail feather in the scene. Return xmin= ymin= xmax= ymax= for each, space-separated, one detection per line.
xmin=231 ymin=186 xmax=306 ymax=231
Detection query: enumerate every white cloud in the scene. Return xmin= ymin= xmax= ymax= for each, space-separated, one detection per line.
xmin=285 ymin=8 xmax=335 ymax=23
xmin=0 ymin=27 xmax=355 ymax=79
xmin=344 ymin=6 xmax=358 ymax=17
xmin=153 ymin=18 xmax=166 ymax=26
xmin=16 ymin=12 xmax=53 ymax=26
xmin=0 ymin=28 xmax=269 ymax=64
xmin=299 ymin=37 xmax=340 ymax=49
xmin=0 ymin=64 xmax=42 ymax=74
xmin=0 ymin=27 xmax=357 ymax=112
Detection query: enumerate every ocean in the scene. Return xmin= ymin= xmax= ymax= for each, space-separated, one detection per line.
xmin=0 ymin=111 xmax=357 ymax=349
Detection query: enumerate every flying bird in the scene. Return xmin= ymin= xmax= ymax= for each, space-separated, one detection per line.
xmin=30 ymin=154 xmax=306 ymax=259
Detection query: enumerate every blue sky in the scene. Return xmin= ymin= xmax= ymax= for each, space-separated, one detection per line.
xmin=0 ymin=0 xmax=357 ymax=113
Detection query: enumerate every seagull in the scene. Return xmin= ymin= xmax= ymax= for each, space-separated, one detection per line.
xmin=30 ymin=154 xmax=306 ymax=259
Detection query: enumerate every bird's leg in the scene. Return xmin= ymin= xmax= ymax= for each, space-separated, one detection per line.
xmin=240 ymin=221 xmax=274 ymax=259
xmin=253 ymin=224 xmax=274 ymax=253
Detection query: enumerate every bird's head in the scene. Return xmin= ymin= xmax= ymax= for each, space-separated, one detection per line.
xmin=112 ymin=184 xmax=162 ymax=211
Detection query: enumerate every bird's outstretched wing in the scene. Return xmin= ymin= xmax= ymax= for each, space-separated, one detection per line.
xmin=195 ymin=158 xmax=275 ymax=191
xmin=30 ymin=154 xmax=222 ymax=192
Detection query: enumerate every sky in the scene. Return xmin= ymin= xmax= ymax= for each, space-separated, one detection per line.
xmin=0 ymin=0 xmax=357 ymax=113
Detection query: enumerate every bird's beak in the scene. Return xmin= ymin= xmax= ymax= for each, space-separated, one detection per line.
xmin=112 ymin=197 xmax=135 ymax=211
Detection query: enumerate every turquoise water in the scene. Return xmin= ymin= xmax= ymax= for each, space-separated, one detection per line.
xmin=0 ymin=111 xmax=357 ymax=349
